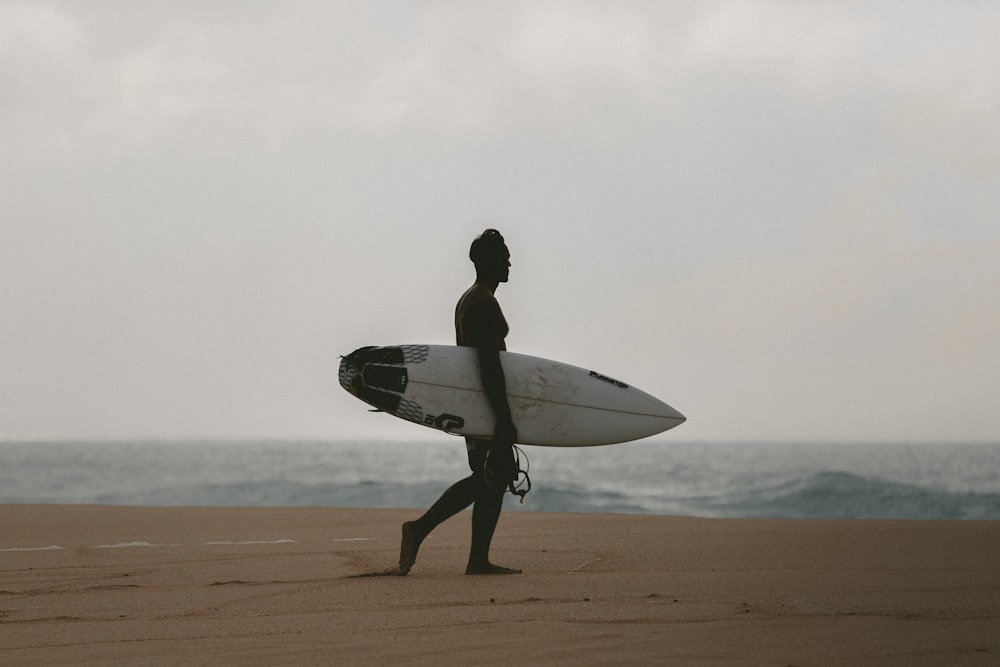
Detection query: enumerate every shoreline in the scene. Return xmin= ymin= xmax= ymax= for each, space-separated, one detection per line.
xmin=2 ymin=505 xmax=998 ymax=665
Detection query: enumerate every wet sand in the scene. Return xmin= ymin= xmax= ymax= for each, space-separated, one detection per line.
xmin=2 ymin=505 xmax=998 ymax=665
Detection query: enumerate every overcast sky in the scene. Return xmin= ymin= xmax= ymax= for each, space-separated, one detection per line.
xmin=2 ymin=1 xmax=998 ymax=443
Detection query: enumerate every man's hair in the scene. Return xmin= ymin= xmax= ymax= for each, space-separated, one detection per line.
xmin=469 ymin=229 xmax=507 ymax=265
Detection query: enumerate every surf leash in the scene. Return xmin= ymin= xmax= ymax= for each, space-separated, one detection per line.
xmin=485 ymin=445 xmax=531 ymax=503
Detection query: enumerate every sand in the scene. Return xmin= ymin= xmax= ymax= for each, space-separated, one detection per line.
xmin=1 ymin=505 xmax=998 ymax=666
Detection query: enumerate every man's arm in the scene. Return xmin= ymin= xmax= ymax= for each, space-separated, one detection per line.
xmin=460 ymin=293 xmax=518 ymax=448
xmin=476 ymin=344 xmax=517 ymax=445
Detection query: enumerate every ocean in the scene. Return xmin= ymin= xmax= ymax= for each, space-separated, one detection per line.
xmin=2 ymin=440 xmax=999 ymax=520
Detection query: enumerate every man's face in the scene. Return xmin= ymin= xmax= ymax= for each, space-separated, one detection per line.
xmin=496 ymin=248 xmax=511 ymax=282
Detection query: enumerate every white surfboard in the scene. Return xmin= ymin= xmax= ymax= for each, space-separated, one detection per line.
xmin=339 ymin=344 xmax=685 ymax=446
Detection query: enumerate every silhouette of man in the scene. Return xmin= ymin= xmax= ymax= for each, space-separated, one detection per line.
xmin=394 ymin=229 xmax=521 ymax=575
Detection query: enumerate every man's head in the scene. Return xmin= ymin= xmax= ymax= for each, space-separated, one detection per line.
xmin=469 ymin=229 xmax=510 ymax=283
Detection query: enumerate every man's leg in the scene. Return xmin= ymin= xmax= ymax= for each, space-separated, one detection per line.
xmin=465 ymin=441 xmax=521 ymax=575
xmin=396 ymin=474 xmax=478 ymax=575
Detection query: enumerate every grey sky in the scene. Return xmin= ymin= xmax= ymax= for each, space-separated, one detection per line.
xmin=2 ymin=1 xmax=998 ymax=442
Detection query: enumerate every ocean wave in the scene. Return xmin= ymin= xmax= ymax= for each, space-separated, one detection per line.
xmin=694 ymin=471 xmax=1000 ymax=520
xmin=79 ymin=471 xmax=1000 ymax=520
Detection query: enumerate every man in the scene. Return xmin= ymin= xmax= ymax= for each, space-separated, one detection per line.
xmin=393 ymin=229 xmax=521 ymax=576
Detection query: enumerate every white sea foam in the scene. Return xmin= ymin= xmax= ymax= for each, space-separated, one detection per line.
xmin=202 ymin=539 xmax=295 ymax=545
xmin=0 ymin=545 xmax=63 ymax=552
xmin=93 ymin=541 xmax=157 ymax=549
xmin=1 ymin=539 xmax=308 ymax=551
xmin=332 ymin=537 xmax=375 ymax=542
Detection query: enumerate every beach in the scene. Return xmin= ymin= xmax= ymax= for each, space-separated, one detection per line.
xmin=2 ymin=506 xmax=998 ymax=665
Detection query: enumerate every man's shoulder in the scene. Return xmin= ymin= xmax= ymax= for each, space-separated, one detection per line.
xmin=457 ymin=285 xmax=499 ymax=312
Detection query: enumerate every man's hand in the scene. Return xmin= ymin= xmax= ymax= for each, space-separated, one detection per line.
xmin=490 ymin=416 xmax=519 ymax=484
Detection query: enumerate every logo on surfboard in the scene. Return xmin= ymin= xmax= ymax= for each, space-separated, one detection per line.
xmin=425 ymin=413 xmax=465 ymax=432
xmin=588 ymin=370 xmax=628 ymax=389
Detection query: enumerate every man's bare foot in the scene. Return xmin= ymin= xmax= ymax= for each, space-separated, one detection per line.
xmin=465 ymin=562 xmax=522 ymax=575
xmin=397 ymin=521 xmax=424 ymax=576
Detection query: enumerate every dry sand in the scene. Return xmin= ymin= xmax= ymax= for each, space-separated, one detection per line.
xmin=1 ymin=505 xmax=998 ymax=666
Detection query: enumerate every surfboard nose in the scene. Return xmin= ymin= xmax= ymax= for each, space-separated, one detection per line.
xmin=663 ymin=403 xmax=686 ymax=425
